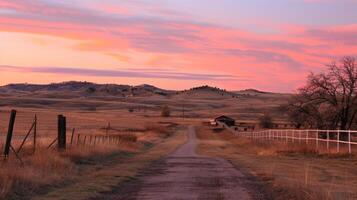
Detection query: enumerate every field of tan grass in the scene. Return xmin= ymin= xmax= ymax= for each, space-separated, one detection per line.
xmin=0 ymin=106 xmax=189 ymax=200
xmin=196 ymin=125 xmax=357 ymax=200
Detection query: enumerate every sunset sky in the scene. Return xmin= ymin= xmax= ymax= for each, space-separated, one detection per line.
xmin=0 ymin=0 xmax=357 ymax=92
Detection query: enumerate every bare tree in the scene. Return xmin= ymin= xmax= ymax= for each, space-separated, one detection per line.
xmin=288 ymin=57 xmax=357 ymax=131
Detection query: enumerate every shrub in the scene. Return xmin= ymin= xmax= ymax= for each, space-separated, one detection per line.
xmin=259 ymin=113 xmax=274 ymax=129
xmin=161 ymin=105 xmax=170 ymax=117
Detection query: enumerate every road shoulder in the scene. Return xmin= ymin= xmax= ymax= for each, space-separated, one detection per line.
xmin=32 ymin=128 xmax=187 ymax=200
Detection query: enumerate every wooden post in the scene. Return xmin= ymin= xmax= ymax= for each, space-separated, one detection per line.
xmin=348 ymin=130 xmax=351 ymax=154
xmin=57 ymin=115 xmax=66 ymax=150
xmin=316 ymin=130 xmax=319 ymax=151
xmin=4 ymin=110 xmax=17 ymax=159
xmin=33 ymin=115 xmax=37 ymax=153
xmin=327 ymin=130 xmax=330 ymax=151
xmin=70 ymin=128 xmax=75 ymax=145
xmin=305 ymin=130 xmax=308 ymax=145
xmin=106 ymin=122 xmax=110 ymax=136
xmin=77 ymin=134 xmax=80 ymax=146
xmin=337 ymin=130 xmax=340 ymax=153
xmin=17 ymin=118 xmax=36 ymax=154
xmin=83 ymin=135 xmax=87 ymax=146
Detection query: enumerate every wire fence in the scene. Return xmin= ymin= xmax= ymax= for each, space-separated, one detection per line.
xmin=219 ymin=123 xmax=357 ymax=154
xmin=0 ymin=109 xmax=140 ymax=160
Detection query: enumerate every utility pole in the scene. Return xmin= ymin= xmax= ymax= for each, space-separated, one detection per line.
xmin=182 ymin=104 xmax=185 ymax=120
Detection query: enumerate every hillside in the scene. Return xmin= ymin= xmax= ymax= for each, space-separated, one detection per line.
xmin=0 ymin=81 xmax=292 ymax=122
xmin=0 ymin=81 xmax=174 ymax=98
xmin=177 ymin=85 xmax=240 ymax=99
xmin=0 ymin=82 xmax=282 ymax=99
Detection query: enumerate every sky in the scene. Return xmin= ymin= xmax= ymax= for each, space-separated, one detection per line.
xmin=0 ymin=0 xmax=357 ymax=92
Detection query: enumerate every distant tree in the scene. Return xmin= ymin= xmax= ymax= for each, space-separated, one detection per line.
xmin=288 ymin=57 xmax=357 ymax=132
xmin=259 ymin=113 xmax=274 ymax=129
xmin=86 ymin=87 xmax=96 ymax=93
xmin=161 ymin=105 xmax=171 ymax=117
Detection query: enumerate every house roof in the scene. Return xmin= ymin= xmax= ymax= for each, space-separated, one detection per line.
xmin=215 ymin=115 xmax=235 ymax=121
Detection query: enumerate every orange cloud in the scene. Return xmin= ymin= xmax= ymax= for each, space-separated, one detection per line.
xmin=0 ymin=0 xmax=357 ymax=92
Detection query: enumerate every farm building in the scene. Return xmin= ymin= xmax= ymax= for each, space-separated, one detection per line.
xmin=235 ymin=123 xmax=256 ymax=132
xmin=215 ymin=115 xmax=235 ymax=127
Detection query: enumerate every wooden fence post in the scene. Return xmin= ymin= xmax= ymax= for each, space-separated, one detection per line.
xmin=106 ymin=122 xmax=111 ymax=135
xmin=348 ymin=130 xmax=351 ymax=154
xmin=327 ymin=130 xmax=330 ymax=151
xmin=83 ymin=135 xmax=87 ymax=146
xmin=316 ymin=130 xmax=319 ymax=151
xmin=70 ymin=128 xmax=75 ymax=145
xmin=77 ymin=134 xmax=80 ymax=146
xmin=16 ymin=118 xmax=36 ymax=154
xmin=33 ymin=115 xmax=37 ymax=153
xmin=4 ymin=110 xmax=17 ymax=159
xmin=305 ymin=130 xmax=308 ymax=145
xmin=337 ymin=130 xmax=340 ymax=153
xmin=57 ymin=115 xmax=66 ymax=150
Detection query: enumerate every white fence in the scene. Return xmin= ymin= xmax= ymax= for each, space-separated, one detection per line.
xmin=219 ymin=123 xmax=357 ymax=154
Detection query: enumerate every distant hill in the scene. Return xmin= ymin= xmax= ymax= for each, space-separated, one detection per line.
xmin=0 ymin=81 xmax=174 ymax=98
xmin=0 ymin=81 xmax=279 ymax=99
xmin=234 ymin=89 xmax=269 ymax=95
xmin=177 ymin=85 xmax=240 ymax=98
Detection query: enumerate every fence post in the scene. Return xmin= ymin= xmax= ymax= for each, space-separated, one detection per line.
xmin=269 ymin=130 xmax=271 ymax=140
xmin=83 ymin=135 xmax=87 ymax=146
xmin=33 ymin=115 xmax=37 ymax=153
xmin=77 ymin=134 xmax=80 ymax=146
xmin=305 ymin=130 xmax=308 ymax=145
xmin=17 ymin=116 xmax=37 ymax=154
xmin=316 ymin=130 xmax=319 ymax=151
xmin=4 ymin=109 xmax=17 ymax=159
xmin=337 ymin=130 xmax=340 ymax=153
xmin=106 ymin=122 xmax=111 ymax=136
xmin=327 ymin=130 xmax=330 ymax=151
xmin=70 ymin=128 xmax=75 ymax=145
xmin=348 ymin=130 xmax=351 ymax=154
xmin=57 ymin=115 xmax=66 ymax=150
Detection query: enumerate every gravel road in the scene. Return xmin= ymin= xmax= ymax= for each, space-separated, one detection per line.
xmin=94 ymin=126 xmax=264 ymax=200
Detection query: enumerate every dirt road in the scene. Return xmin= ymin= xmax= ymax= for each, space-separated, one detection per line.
xmin=95 ymin=126 xmax=263 ymax=200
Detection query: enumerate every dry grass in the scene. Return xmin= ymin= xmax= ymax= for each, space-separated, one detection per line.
xmin=0 ymin=141 xmax=139 ymax=200
xmin=196 ymin=126 xmax=357 ymax=200
xmin=32 ymin=127 xmax=187 ymax=200
xmin=145 ymin=123 xmax=174 ymax=138
xmin=0 ymin=112 xmax=185 ymax=200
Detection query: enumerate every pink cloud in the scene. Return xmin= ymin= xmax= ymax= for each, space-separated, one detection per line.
xmin=0 ymin=0 xmax=357 ymax=92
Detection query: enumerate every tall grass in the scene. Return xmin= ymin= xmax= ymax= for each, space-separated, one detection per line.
xmin=197 ymin=127 xmax=357 ymax=200
xmin=0 ymin=141 xmax=138 ymax=199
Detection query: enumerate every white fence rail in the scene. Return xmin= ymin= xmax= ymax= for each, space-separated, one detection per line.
xmin=218 ymin=122 xmax=357 ymax=154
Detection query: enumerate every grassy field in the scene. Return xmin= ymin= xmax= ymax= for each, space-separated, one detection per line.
xmin=0 ymin=106 xmax=189 ymax=200
xmin=5 ymin=86 xmax=349 ymax=199
xmin=196 ymin=125 xmax=357 ymax=200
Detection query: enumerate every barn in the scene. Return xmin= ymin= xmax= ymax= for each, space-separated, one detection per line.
xmin=215 ymin=115 xmax=235 ymax=127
